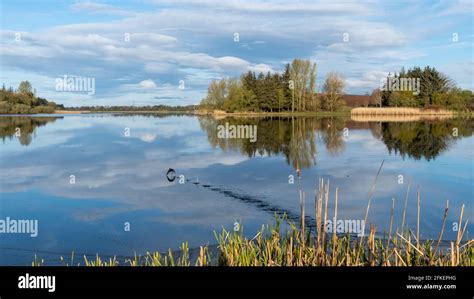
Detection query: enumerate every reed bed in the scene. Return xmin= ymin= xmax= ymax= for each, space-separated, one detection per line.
xmin=351 ymin=107 xmax=454 ymax=116
xmin=33 ymin=177 xmax=472 ymax=267
xmin=350 ymin=114 xmax=454 ymax=122
xmin=215 ymin=179 xmax=471 ymax=266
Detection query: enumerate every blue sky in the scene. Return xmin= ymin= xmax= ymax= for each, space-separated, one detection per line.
xmin=0 ymin=0 xmax=472 ymax=107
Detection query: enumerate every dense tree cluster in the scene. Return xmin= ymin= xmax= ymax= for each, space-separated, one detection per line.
xmin=200 ymin=59 xmax=345 ymax=112
xmin=379 ymin=66 xmax=473 ymax=110
xmin=0 ymin=81 xmax=62 ymax=114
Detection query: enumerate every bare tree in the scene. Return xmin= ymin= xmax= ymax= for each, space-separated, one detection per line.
xmin=371 ymin=88 xmax=382 ymax=107
xmin=322 ymin=72 xmax=345 ymax=111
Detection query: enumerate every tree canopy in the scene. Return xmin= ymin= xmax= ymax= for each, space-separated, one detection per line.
xmin=379 ymin=66 xmax=471 ymax=110
xmin=0 ymin=81 xmax=61 ymax=114
xmin=200 ymin=59 xmax=340 ymax=113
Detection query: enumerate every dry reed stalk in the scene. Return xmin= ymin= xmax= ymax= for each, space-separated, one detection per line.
xmin=416 ymin=186 xmax=420 ymax=247
xmin=455 ymin=204 xmax=465 ymax=265
xmin=315 ymin=178 xmax=323 ymax=249
xmin=322 ymin=179 xmax=329 ymax=250
xmin=460 ymin=239 xmax=473 ymax=250
xmin=385 ymin=198 xmax=395 ymax=261
xmin=301 ymin=191 xmax=306 ymax=248
xmin=433 ymin=200 xmax=449 ymax=263
xmin=456 ymin=204 xmax=465 ymax=245
xmin=398 ymin=233 xmax=424 ymax=256
xmin=450 ymin=242 xmax=455 ymax=266
xmin=401 ymin=180 xmax=411 ymax=232
xmin=459 ymin=220 xmax=469 ymax=244
xmin=287 ymin=236 xmax=293 ymax=265
xmin=394 ymin=247 xmax=407 ymax=266
xmin=197 ymin=246 xmax=207 ymax=266
xmin=318 ymin=188 xmax=323 ymax=248
xmin=331 ymin=187 xmax=339 ymax=266
xmin=368 ymin=226 xmax=376 ymax=266
xmin=357 ymin=160 xmax=384 ymax=261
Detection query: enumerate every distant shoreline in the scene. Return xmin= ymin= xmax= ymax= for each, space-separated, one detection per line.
xmin=0 ymin=108 xmax=471 ymax=118
xmin=54 ymin=110 xmax=90 ymax=114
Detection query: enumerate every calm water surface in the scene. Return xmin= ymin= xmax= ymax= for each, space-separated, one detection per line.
xmin=0 ymin=114 xmax=472 ymax=265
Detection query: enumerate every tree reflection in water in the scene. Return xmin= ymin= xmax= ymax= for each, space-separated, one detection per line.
xmin=378 ymin=118 xmax=473 ymax=161
xmin=0 ymin=116 xmax=61 ymax=146
xmin=1 ymin=115 xmax=471 ymax=165
xmin=199 ymin=116 xmax=348 ymax=170
xmin=199 ymin=116 xmax=473 ymax=168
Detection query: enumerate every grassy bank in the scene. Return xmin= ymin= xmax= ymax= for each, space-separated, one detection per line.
xmin=32 ymin=178 xmax=472 ymax=267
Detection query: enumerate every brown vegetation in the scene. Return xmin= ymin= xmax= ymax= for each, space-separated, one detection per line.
xmin=351 ymin=107 xmax=454 ymax=116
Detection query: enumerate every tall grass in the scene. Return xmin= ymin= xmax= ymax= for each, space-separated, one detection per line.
xmin=215 ymin=179 xmax=472 ymax=266
xmin=34 ymin=179 xmax=472 ymax=267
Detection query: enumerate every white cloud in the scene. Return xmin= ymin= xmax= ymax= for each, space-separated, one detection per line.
xmin=150 ymin=0 xmax=376 ymax=15
xmin=1 ymin=0 xmax=471 ymax=105
xmin=71 ymin=1 xmax=135 ymax=16
xmin=138 ymin=79 xmax=157 ymax=89
xmin=140 ymin=133 xmax=157 ymax=143
xmin=248 ymin=63 xmax=274 ymax=73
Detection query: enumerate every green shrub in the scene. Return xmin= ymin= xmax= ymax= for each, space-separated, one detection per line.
xmin=10 ymin=103 xmax=31 ymax=114
xmin=0 ymin=101 xmax=11 ymax=114
xmin=31 ymin=105 xmax=56 ymax=114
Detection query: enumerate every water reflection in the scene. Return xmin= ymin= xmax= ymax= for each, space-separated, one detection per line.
xmin=198 ymin=116 xmax=473 ymax=167
xmin=378 ymin=118 xmax=474 ymax=161
xmin=0 ymin=116 xmax=61 ymax=146
xmin=199 ymin=116 xmax=351 ymax=169
xmin=0 ymin=114 xmax=472 ymax=265
xmin=1 ymin=115 xmax=472 ymax=163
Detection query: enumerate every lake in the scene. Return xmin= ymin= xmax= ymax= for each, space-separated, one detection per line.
xmin=0 ymin=114 xmax=472 ymax=265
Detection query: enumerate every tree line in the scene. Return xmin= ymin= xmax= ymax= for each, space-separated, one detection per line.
xmin=201 ymin=61 xmax=473 ymax=112
xmin=0 ymin=81 xmax=63 ymax=114
xmin=200 ymin=59 xmax=346 ymax=112
xmin=66 ymin=104 xmax=198 ymax=112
